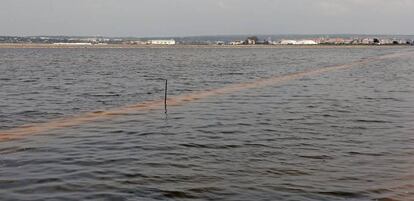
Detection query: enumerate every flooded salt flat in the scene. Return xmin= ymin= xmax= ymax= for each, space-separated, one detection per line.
xmin=0 ymin=47 xmax=414 ymax=200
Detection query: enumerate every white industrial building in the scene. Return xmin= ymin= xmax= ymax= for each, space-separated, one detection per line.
xmin=280 ymin=39 xmax=317 ymax=45
xmin=229 ymin=40 xmax=244 ymax=45
xmin=148 ymin=39 xmax=176 ymax=45
xmin=280 ymin=40 xmax=297 ymax=45
xmin=296 ymin=40 xmax=318 ymax=45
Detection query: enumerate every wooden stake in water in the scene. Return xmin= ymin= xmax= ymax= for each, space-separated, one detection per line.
xmin=164 ymin=79 xmax=168 ymax=113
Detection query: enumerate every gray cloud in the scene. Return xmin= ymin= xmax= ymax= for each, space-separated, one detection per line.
xmin=0 ymin=0 xmax=413 ymax=36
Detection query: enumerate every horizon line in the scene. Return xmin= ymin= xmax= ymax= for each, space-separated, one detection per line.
xmin=1 ymin=33 xmax=414 ymax=39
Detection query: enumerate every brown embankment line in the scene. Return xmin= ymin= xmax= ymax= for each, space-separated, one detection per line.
xmin=0 ymin=51 xmax=412 ymax=142
xmin=0 ymin=43 xmax=412 ymax=49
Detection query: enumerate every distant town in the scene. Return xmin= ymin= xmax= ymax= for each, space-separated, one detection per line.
xmin=1 ymin=35 xmax=414 ymax=46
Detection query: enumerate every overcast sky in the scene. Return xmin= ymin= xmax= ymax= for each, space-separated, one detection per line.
xmin=1 ymin=0 xmax=413 ymax=37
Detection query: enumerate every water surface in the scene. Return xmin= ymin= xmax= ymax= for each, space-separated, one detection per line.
xmin=0 ymin=47 xmax=413 ymax=200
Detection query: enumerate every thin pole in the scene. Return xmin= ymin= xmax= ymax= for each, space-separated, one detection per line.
xmin=164 ymin=79 xmax=168 ymax=113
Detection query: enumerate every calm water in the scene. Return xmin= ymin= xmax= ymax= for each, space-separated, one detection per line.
xmin=0 ymin=47 xmax=414 ymax=201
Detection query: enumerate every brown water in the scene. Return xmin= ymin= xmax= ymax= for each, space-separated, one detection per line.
xmin=0 ymin=47 xmax=414 ymax=200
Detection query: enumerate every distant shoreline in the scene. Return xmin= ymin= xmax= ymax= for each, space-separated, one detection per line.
xmin=0 ymin=43 xmax=412 ymax=49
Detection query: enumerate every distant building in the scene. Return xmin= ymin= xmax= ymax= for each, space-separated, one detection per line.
xmin=228 ymin=41 xmax=243 ymax=45
xmin=246 ymin=38 xmax=256 ymax=45
xmin=148 ymin=39 xmax=176 ymax=45
xmin=362 ymin=38 xmax=374 ymax=44
xmin=129 ymin=41 xmax=147 ymax=45
xmin=321 ymin=38 xmax=348 ymax=44
xmin=380 ymin=39 xmax=393 ymax=45
xmin=53 ymin=43 xmax=92 ymax=46
xmin=242 ymin=36 xmax=258 ymax=45
xmin=296 ymin=40 xmax=318 ymax=45
xmin=216 ymin=41 xmax=225 ymax=45
xmin=280 ymin=40 xmax=297 ymax=45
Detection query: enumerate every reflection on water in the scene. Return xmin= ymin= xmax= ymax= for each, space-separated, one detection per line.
xmin=0 ymin=47 xmax=413 ymax=200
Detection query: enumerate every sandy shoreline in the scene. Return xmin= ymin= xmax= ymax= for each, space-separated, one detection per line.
xmin=0 ymin=43 xmax=411 ymax=49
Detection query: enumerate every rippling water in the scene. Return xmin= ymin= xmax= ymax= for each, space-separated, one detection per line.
xmin=1 ymin=47 xmax=414 ymax=201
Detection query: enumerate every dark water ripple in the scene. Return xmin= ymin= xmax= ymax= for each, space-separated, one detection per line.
xmin=1 ymin=47 xmax=414 ymax=200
